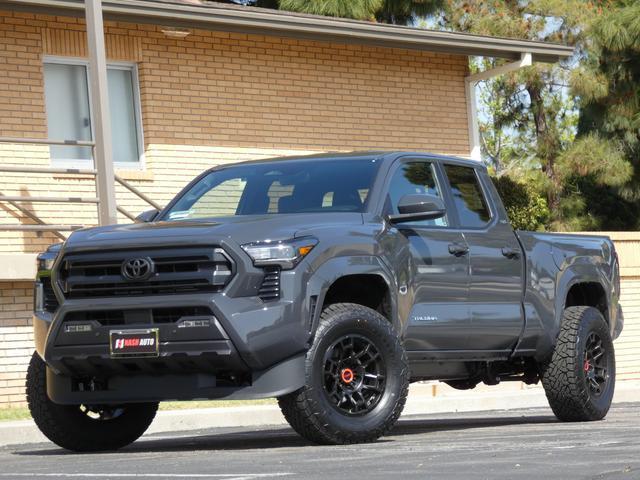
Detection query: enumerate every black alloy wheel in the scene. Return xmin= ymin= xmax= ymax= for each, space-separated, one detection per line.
xmin=583 ymin=332 xmax=610 ymax=397
xmin=322 ymin=334 xmax=386 ymax=415
xmin=278 ymin=303 xmax=409 ymax=444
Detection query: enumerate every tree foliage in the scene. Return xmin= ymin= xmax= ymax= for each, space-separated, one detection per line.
xmin=570 ymin=0 xmax=640 ymax=229
xmin=442 ymin=0 xmax=634 ymax=230
xmin=492 ymin=175 xmax=550 ymax=231
xmin=277 ymin=0 xmax=382 ymax=20
xmin=275 ymin=0 xmax=443 ymax=24
xmin=375 ymin=0 xmax=444 ymax=24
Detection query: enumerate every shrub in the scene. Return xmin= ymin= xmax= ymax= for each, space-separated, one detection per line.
xmin=492 ymin=175 xmax=550 ymax=231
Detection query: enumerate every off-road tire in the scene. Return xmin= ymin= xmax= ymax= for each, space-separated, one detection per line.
xmin=541 ymin=306 xmax=615 ymax=422
xmin=26 ymin=352 xmax=158 ymax=452
xmin=278 ymin=303 xmax=409 ymax=444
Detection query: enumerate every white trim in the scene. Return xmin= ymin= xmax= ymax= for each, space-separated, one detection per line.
xmin=464 ymin=53 xmax=533 ymax=162
xmin=0 ymin=254 xmax=38 ymax=280
xmin=464 ymin=80 xmax=481 ymax=161
xmin=42 ymin=55 xmax=145 ymax=170
xmin=466 ymin=52 xmax=533 ymax=83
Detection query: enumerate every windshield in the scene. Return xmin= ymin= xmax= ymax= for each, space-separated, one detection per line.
xmin=162 ymin=158 xmax=381 ymax=221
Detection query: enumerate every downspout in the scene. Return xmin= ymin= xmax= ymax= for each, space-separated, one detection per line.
xmin=465 ymin=52 xmax=533 ymax=161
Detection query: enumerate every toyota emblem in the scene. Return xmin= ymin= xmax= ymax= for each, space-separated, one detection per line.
xmin=121 ymin=257 xmax=155 ymax=281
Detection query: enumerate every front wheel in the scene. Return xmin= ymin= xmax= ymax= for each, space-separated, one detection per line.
xmin=541 ymin=306 xmax=616 ymax=422
xmin=278 ymin=303 xmax=409 ymax=444
xmin=26 ymin=352 xmax=158 ymax=452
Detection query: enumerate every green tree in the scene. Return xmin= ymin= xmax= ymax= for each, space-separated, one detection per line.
xmin=277 ymin=0 xmax=443 ymax=24
xmin=570 ymin=0 xmax=640 ymax=229
xmin=375 ymin=0 xmax=444 ymax=24
xmin=277 ymin=0 xmax=382 ymax=20
xmin=443 ymin=0 xmax=632 ymax=230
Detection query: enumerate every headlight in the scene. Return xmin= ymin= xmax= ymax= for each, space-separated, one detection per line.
xmin=241 ymin=237 xmax=318 ymax=269
xmin=36 ymin=243 xmax=62 ymax=273
xmin=37 ymin=256 xmax=56 ymax=272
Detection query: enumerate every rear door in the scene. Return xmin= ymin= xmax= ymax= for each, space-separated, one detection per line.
xmin=440 ymin=163 xmax=524 ymax=356
xmin=384 ymin=158 xmax=471 ymax=352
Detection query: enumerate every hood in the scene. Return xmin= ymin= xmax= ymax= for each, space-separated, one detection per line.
xmin=62 ymin=213 xmax=363 ymax=251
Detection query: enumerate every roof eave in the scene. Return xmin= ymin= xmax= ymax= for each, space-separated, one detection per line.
xmin=4 ymin=0 xmax=575 ymax=63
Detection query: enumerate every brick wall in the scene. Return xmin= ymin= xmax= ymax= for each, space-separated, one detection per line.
xmin=0 ymin=9 xmax=471 ymax=254
xmin=0 ymin=282 xmax=33 ymax=406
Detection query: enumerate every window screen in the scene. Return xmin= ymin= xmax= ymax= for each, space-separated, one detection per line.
xmin=43 ymin=61 xmax=141 ymax=165
xmin=443 ymin=164 xmax=491 ymax=228
xmin=43 ymin=63 xmax=93 ymax=161
xmin=107 ymin=68 xmax=140 ymax=164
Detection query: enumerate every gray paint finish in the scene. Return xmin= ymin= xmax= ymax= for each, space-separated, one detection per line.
xmin=33 ymin=151 xmax=622 ymax=403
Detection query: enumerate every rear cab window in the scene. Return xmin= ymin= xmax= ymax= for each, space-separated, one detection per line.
xmin=442 ymin=164 xmax=492 ymax=229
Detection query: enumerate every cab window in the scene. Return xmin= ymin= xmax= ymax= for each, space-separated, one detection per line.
xmin=443 ymin=164 xmax=491 ymax=228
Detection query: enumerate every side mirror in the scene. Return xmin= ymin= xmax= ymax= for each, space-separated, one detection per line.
xmin=135 ymin=208 xmax=159 ymax=223
xmin=388 ymin=194 xmax=446 ymax=223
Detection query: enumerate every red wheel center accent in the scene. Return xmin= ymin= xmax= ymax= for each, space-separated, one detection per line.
xmin=340 ymin=368 xmax=354 ymax=384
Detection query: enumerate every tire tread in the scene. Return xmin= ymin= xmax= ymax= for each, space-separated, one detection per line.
xmin=541 ymin=306 xmax=614 ymax=422
xmin=26 ymin=352 xmax=158 ymax=452
xmin=278 ymin=303 xmax=409 ymax=444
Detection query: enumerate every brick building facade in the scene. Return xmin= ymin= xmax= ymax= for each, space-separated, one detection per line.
xmin=0 ymin=6 xmax=469 ymax=405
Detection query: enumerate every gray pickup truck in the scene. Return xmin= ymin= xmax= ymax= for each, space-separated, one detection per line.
xmin=28 ymin=151 xmax=623 ymax=451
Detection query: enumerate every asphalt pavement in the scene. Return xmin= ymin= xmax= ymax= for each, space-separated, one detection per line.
xmin=0 ymin=403 xmax=638 ymax=480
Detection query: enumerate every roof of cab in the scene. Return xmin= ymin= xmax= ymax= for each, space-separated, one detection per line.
xmin=212 ymin=151 xmax=484 ymax=169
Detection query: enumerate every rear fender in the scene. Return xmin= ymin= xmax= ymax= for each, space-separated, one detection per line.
xmin=549 ymin=263 xmax=612 ymax=344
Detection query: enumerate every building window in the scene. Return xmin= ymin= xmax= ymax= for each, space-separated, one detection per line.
xmin=43 ymin=58 xmax=143 ymax=167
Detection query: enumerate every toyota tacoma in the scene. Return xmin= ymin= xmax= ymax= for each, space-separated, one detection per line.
xmin=27 ymin=152 xmax=623 ymax=451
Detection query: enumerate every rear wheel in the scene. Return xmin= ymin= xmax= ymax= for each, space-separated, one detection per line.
xmin=26 ymin=352 xmax=158 ymax=452
xmin=541 ymin=306 xmax=615 ymax=422
xmin=278 ymin=303 xmax=409 ymax=444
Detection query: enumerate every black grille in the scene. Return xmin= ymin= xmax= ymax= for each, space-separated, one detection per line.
xmin=258 ymin=267 xmax=280 ymax=301
xmin=42 ymin=277 xmax=59 ymax=313
xmin=63 ymin=306 xmax=213 ymax=326
xmin=57 ymin=247 xmax=233 ymax=299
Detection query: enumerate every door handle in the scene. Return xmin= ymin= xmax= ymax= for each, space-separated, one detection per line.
xmin=501 ymin=246 xmax=520 ymax=259
xmin=448 ymin=243 xmax=469 ymax=256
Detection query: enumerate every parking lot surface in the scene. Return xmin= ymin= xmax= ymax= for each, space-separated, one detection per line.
xmin=0 ymin=403 xmax=638 ymax=480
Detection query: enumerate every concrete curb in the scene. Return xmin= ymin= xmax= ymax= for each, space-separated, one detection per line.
xmin=1 ymin=381 xmax=638 ymax=448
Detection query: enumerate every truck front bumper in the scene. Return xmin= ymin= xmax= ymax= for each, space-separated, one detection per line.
xmin=44 ymin=352 xmax=305 ymax=404
xmin=33 ymin=272 xmax=313 ymax=404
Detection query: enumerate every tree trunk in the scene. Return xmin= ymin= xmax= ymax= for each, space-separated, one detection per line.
xmin=528 ymin=83 xmax=562 ymax=214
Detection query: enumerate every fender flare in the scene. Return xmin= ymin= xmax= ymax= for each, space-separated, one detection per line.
xmin=305 ymin=255 xmax=399 ymax=333
xmin=552 ymin=263 xmax=612 ymax=338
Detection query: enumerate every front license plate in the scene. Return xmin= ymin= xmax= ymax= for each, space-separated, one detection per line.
xmin=110 ymin=329 xmax=159 ymax=358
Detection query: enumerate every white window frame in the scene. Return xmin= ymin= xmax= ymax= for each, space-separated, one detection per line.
xmin=42 ymin=55 xmax=145 ymax=170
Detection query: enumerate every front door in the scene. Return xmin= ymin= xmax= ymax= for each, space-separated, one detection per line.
xmin=440 ymin=163 xmax=524 ymax=356
xmin=384 ymin=159 xmax=471 ymax=352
